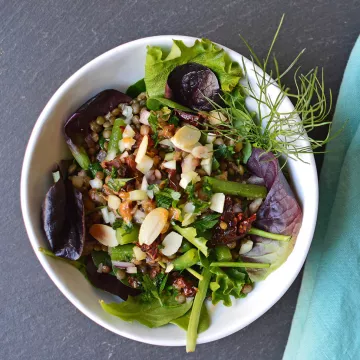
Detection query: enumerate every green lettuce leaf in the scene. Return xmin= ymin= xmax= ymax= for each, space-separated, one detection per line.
xmin=171 ymin=302 xmax=210 ymax=333
xmin=100 ymin=295 xmax=192 ymax=328
xmin=145 ymin=39 xmax=242 ymax=98
xmin=146 ymin=97 xmax=193 ymax=112
xmin=125 ymin=78 xmax=146 ymax=98
xmin=173 ymin=225 xmax=209 ymax=256
xmin=209 ymin=267 xmax=251 ymax=307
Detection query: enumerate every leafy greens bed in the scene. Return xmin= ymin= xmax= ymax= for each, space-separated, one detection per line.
xmin=40 ymin=17 xmax=332 ymax=352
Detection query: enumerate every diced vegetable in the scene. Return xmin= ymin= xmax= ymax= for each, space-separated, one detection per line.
xmin=210 ymin=193 xmax=225 ymax=213
xmin=89 ymin=178 xmax=103 ymax=189
xmin=215 ymin=245 xmax=232 ymax=262
xmin=205 ymin=177 xmax=267 ymax=199
xmin=135 ymin=135 xmax=149 ymax=163
xmin=179 ymin=171 xmax=200 ymax=189
xmin=163 ymin=160 xmax=177 ymax=170
xmin=101 ymin=207 xmax=111 ymax=224
xmin=116 ymin=225 xmax=139 ymax=245
xmin=164 ymin=152 xmax=175 ymax=161
xmin=89 ymin=224 xmax=118 ymax=247
xmin=172 ymin=249 xmax=199 ymax=271
xmin=129 ymin=190 xmax=148 ymax=201
xmin=161 ymin=231 xmax=183 ymax=256
xmin=108 ymin=194 xmax=121 ymax=210
xmin=139 ymin=208 xmax=169 ymax=245
xmin=111 ymin=244 xmax=135 ymax=262
xmin=133 ymin=246 xmax=147 ymax=261
xmin=239 ymin=239 xmax=253 ymax=254
xmin=119 ymin=137 xmax=136 ymax=153
xmin=106 ymin=118 xmax=126 ymax=160
xmin=123 ymin=124 xmax=136 ymax=138
xmin=136 ymin=155 xmax=154 ymax=174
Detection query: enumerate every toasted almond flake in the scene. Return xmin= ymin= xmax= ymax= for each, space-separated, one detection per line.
xmin=101 ymin=208 xmax=110 ymax=224
xmin=133 ymin=246 xmax=147 ymax=260
xmin=89 ymin=224 xmax=118 ymax=247
xmin=135 ymin=135 xmax=149 ymax=164
xmin=171 ymin=125 xmax=201 ymax=149
xmin=161 ymin=231 xmax=183 ymax=256
xmin=123 ymin=125 xmax=136 ymax=138
xmin=136 ymin=155 xmax=154 ymax=174
xmin=139 ymin=208 xmax=169 ymax=245
xmin=191 ymin=145 xmax=210 ymax=159
xmin=210 ymin=193 xmax=226 ymax=213
xmin=108 ymin=194 xmax=121 ymax=210
xmin=163 ymin=160 xmax=177 ymax=170
xmin=208 ymin=110 xmax=227 ymax=125
xmin=119 ymin=137 xmax=136 ymax=152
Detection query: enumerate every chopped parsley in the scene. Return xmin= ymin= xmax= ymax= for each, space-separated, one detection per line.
xmin=88 ymin=162 xmax=103 ymax=178
xmin=192 ymin=213 xmax=221 ymax=232
xmin=214 ymin=144 xmax=235 ymax=160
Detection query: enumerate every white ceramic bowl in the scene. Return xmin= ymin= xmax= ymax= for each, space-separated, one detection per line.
xmin=20 ymin=36 xmax=318 ymax=346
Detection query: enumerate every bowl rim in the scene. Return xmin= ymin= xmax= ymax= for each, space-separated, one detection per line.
xmin=20 ymin=35 xmax=318 ymax=346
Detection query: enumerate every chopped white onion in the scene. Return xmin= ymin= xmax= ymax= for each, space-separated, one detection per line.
xmin=129 ymin=190 xmax=148 ymax=201
xmin=139 ymin=208 xmax=169 ymax=245
xmin=123 ymin=124 xmax=136 ymax=138
xmin=89 ymin=224 xmax=118 ymax=247
xmin=184 ymin=202 xmax=195 ymax=213
xmin=249 ymin=198 xmax=263 ymax=214
xmin=139 ymin=108 xmax=150 ymax=125
xmin=89 ymin=178 xmax=103 ymax=190
xmin=239 ymin=239 xmax=254 ymax=255
xmin=135 ymin=135 xmax=148 ymax=164
xmin=108 ymin=211 xmax=116 ymax=225
xmin=161 ymin=231 xmax=183 ymax=256
xmin=179 ymin=171 xmax=200 ymax=189
xmin=122 ymin=105 xmax=133 ymax=120
xmin=210 ymin=193 xmax=226 ymax=213
xmin=134 ymin=209 xmax=146 ymax=224
xmin=201 ymin=158 xmax=212 ymax=176
xmin=133 ymin=246 xmax=147 ymax=261
xmin=140 ymin=176 xmax=148 ymax=191
xmin=101 ymin=207 xmax=110 ymax=224
xmin=126 ymin=266 xmax=138 ymax=274
xmin=182 ymin=153 xmax=199 ymax=173
xmin=191 ymin=145 xmax=210 ymax=159
xmin=206 ymin=133 xmax=216 ymax=143
xmin=163 ymin=160 xmax=177 ymax=170
xmin=112 ymin=261 xmax=134 ymax=268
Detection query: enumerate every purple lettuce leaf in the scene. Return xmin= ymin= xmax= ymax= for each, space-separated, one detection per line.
xmin=241 ymin=148 xmax=303 ymax=281
xmin=64 ymin=89 xmax=131 ymax=169
xmin=42 ymin=166 xmax=85 ymax=260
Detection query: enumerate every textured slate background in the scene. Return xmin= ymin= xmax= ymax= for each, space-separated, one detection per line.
xmin=1 ymin=0 xmax=359 ymax=359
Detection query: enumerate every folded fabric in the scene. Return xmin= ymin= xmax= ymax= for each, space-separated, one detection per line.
xmin=283 ymin=36 xmax=360 ymax=360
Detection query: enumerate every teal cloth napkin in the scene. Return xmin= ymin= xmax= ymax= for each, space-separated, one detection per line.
xmin=283 ymin=37 xmax=360 ymax=360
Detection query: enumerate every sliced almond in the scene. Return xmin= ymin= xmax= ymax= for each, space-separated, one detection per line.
xmin=208 ymin=110 xmax=227 ymax=125
xmin=171 ymin=125 xmax=201 ymax=149
xmin=191 ymin=145 xmax=210 ymax=159
xmin=123 ymin=125 xmax=136 ymax=139
xmin=239 ymin=239 xmax=254 ymax=255
xmin=136 ymin=155 xmax=154 ymax=174
xmin=108 ymin=194 xmax=121 ymax=210
xmin=139 ymin=208 xmax=169 ymax=245
xmin=161 ymin=231 xmax=183 ymax=256
xmin=163 ymin=160 xmax=177 ymax=170
xmin=135 ymin=135 xmax=149 ymax=164
xmin=119 ymin=137 xmax=136 ymax=153
xmin=89 ymin=224 xmax=118 ymax=247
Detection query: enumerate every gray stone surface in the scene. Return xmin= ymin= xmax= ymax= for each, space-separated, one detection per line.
xmin=0 ymin=0 xmax=358 ymax=359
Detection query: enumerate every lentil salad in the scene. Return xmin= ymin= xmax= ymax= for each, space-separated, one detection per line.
xmin=40 ymin=34 xmax=323 ymax=352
